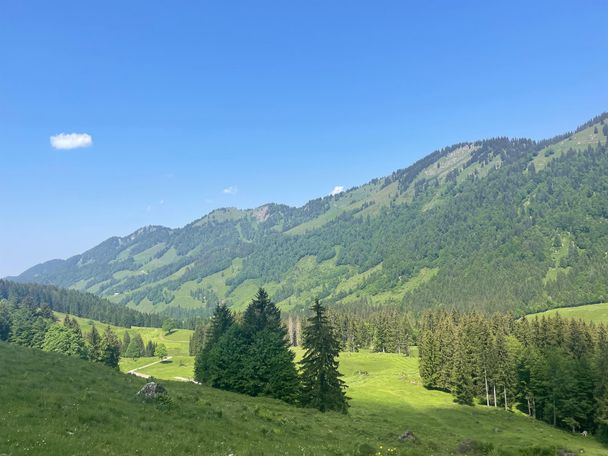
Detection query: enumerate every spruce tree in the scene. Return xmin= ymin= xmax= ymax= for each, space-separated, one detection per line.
xmin=194 ymin=303 xmax=234 ymax=383
xmin=99 ymin=326 xmax=121 ymax=368
xmin=87 ymin=324 xmax=102 ymax=362
xmin=299 ymin=299 xmax=349 ymax=413
xmin=246 ymin=328 xmax=299 ymax=403
xmin=240 ymin=288 xmax=299 ymax=401
xmin=121 ymin=331 xmax=131 ymax=354
xmin=242 ymin=288 xmax=281 ymax=337
xmin=451 ymin=329 xmax=475 ymax=406
xmin=189 ymin=323 xmax=207 ymax=356
xmin=595 ymin=325 xmax=608 ymax=442
xmin=0 ymin=300 xmax=11 ymax=341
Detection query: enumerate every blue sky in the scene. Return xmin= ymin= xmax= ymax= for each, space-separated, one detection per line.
xmin=1 ymin=0 xmax=607 ymax=277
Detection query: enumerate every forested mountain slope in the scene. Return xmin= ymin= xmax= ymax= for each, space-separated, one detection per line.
xmin=11 ymin=114 xmax=608 ymax=317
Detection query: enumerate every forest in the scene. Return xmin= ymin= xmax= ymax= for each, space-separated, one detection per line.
xmin=418 ymin=310 xmax=608 ymax=441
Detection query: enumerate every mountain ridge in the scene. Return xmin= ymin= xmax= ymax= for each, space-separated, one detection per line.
xmin=11 ymin=112 xmax=608 ymax=317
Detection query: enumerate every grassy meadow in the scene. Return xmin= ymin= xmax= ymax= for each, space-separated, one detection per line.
xmin=53 ymin=311 xmax=193 ymax=356
xmin=3 ymin=339 xmax=607 ymax=455
xmin=527 ymin=302 xmax=608 ymax=325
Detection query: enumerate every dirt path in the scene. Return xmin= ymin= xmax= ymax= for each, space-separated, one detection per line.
xmin=127 ymin=356 xmax=173 ymax=379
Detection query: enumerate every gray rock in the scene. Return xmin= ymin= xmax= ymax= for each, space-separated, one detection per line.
xmin=136 ymin=382 xmax=168 ymax=401
xmin=398 ymin=430 xmax=416 ymax=442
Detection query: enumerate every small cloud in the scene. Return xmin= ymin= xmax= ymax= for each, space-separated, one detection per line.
xmin=146 ymin=205 xmax=152 ymax=212
xmin=50 ymin=132 xmax=93 ymax=150
xmin=159 ymin=199 xmax=164 ymax=205
xmin=329 ymin=185 xmax=344 ymax=196
xmin=223 ymin=186 xmax=238 ymax=195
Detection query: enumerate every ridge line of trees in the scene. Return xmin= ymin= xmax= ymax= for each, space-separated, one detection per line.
xmin=419 ymin=310 xmax=608 ymax=441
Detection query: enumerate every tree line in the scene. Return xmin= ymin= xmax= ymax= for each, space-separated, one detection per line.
xmin=0 ymin=280 xmax=162 ymax=328
xmin=193 ymin=289 xmax=349 ymax=413
xmin=190 ymin=303 xmax=415 ymax=356
xmin=418 ymin=310 xmax=608 ymax=441
xmin=0 ymin=298 xmax=122 ymax=368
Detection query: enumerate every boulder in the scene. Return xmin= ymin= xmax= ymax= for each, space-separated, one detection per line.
xmin=398 ymin=430 xmax=416 ymax=442
xmin=136 ymin=382 xmax=168 ymax=401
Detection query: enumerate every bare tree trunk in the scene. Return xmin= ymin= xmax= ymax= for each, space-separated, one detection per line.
xmin=527 ymin=397 xmax=531 ymax=416
xmin=295 ymin=317 xmax=302 ymax=346
xmin=484 ymin=370 xmax=490 ymax=407
xmin=504 ymin=386 xmax=508 ymax=411
xmin=532 ymin=396 xmax=536 ymax=419
xmin=493 ymin=383 xmax=497 ymax=408
xmin=287 ymin=316 xmax=295 ymax=346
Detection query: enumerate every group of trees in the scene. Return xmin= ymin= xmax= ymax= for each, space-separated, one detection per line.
xmin=0 ymin=280 xmax=162 ymax=328
xmin=419 ymin=310 xmax=608 ymax=440
xmin=120 ymin=330 xmax=167 ymax=360
xmin=287 ymin=302 xmax=414 ymax=355
xmin=193 ymin=289 xmax=349 ymax=413
xmin=0 ymin=298 xmax=122 ymax=369
xmin=326 ymin=305 xmax=413 ymax=354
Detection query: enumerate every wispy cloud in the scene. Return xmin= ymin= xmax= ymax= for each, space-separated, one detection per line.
xmin=223 ymin=186 xmax=238 ymax=195
xmin=50 ymin=132 xmax=93 ymax=150
xmin=329 ymin=185 xmax=344 ymax=196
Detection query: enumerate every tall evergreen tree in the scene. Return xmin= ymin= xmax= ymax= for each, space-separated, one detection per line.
xmin=121 ymin=331 xmax=131 ymax=355
xmin=189 ymin=322 xmax=207 ymax=356
xmin=194 ymin=303 xmax=234 ymax=383
xmin=87 ymin=323 xmax=102 ymax=362
xmin=451 ymin=329 xmax=475 ymax=406
xmin=240 ymin=288 xmax=298 ymax=402
xmin=0 ymin=300 xmax=10 ymax=341
xmin=99 ymin=326 xmax=121 ymax=368
xmin=299 ymin=299 xmax=349 ymax=413
xmin=595 ymin=325 xmax=608 ymax=442
xmin=241 ymin=288 xmax=281 ymax=337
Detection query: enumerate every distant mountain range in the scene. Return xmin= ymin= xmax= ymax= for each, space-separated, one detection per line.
xmin=11 ymin=113 xmax=608 ymax=318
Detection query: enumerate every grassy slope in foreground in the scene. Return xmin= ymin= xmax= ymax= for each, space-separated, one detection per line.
xmin=2 ymin=344 xmax=606 ymax=455
xmin=527 ymin=302 xmax=608 ymax=324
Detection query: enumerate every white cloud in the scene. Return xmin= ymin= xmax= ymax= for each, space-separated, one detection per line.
xmin=329 ymin=185 xmax=344 ymax=196
xmin=50 ymin=132 xmax=93 ymax=150
xmin=223 ymin=186 xmax=238 ymax=195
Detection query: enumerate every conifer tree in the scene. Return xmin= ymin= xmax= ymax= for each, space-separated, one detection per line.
xmin=189 ymin=322 xmax=208 ymax=356
xmin=99 ymin=326 xmax=121 ymax=368
xmin=125 ymin=333 xmax=145 ymax=360
xmin=451 ymin=329 xmax=475 ymax=405
xmin=240 ymin=288 xmax=299 ymax=402
xmin=299 ymin=299 xmax=349 ymax=413
xmin=121 ymin=331 xmax=131 ymax=354
xmin=242 ymin=288 xmax=281 ymax=337
xmin=87 ymin=323 xmax=102 ymax=362
xmin=246 ymin=328 xmax=299 ymax=403
xmin=194 ymin=303 xmax=234 ymax=383
xmin=145 ymin=340 xmax=157 ymax=357
xmin=595 ymin=325 xmax=608 ymax=442
xmin=0 ymin=300 xmax=9 ymax=341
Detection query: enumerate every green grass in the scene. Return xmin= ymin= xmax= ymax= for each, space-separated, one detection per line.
xmin=53 ymin=312 xmax=193 ymax=356
xmin=528 ymin=302 xmax=608 ymax=325
xmin=120 ymin=355 xmax=196 ymax=380
xmin=110 ymin=347 xmax=608 ymax=455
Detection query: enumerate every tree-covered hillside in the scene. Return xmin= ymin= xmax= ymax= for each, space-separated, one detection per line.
xmin=11 ymin=114 xmax=608 ymax=317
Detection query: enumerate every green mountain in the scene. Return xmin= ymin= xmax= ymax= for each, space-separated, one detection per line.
xmin=12 ymin=113 xmax=608 ymax=316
